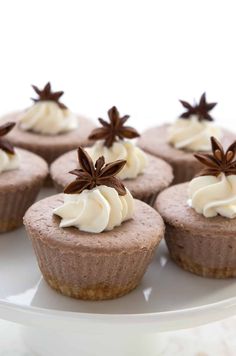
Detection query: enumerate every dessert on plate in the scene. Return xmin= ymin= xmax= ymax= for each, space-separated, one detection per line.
xmin=0 ymin=122 xmax=48 ymax=232
xmin=24 ymin=147 xmax=164 ymax=300
xmin=50 ymin=106 xmax=173 ymax=205
xmin=155 ymin=137 xmax=236 ymax=278
xmin=138 ymin=93 xmax=236 ymax=183
xmin=0 ymin=82 xmax=95 ymax=164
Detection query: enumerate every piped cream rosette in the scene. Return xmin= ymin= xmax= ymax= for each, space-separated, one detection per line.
xmin=19 ymin=82 xmax=78 ymax=135
xmin=54 ymin=147 xmax=134 ymax=233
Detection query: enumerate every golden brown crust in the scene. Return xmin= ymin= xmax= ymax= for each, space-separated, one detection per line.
xmin=170 ymin=251 xmax=236 ymax=278
xmin=44 ymin=275 xmax=139 ymax=300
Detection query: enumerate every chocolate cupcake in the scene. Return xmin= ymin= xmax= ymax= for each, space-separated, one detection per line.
xmin=0 ymin=82 xmax=95 ymax=164
xmin=138 ymin=93 xmax=236 ymax=184
xmin=0 ymin=122 xmax=48 ymax=232
xmin=24 ymin=147 xmax=164 ymax=300
xmin=155 ymin=137 xmax=236 ymax=278
xmin=50 ymin=106 xmax=173 ymax=205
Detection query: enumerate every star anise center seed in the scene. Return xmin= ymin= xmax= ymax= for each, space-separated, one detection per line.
xmin=215 ymin=149 xmax=222 ymax=160
xmin=227 ymin=151 xmax=234 ymax=161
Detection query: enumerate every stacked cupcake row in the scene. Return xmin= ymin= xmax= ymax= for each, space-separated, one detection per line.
xmin=1 ymin=84 xmax=236 ymax=301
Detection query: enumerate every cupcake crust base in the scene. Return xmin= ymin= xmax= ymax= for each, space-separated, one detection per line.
xmin=169 ymin=250 xmax=236 ymax=278
xmin=43 ymin=274 xmax=139 ymax=300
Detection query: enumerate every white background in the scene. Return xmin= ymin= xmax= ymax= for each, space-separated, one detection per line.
xmin=0 ymin=0 xmax=235 ymax=131
xmin=0 ymin=0 xmax=236 ymax=355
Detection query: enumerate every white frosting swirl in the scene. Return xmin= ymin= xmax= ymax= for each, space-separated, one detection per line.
xmin=86 ymin=141 xmax=147 ymax=180
xmin=168 ymin=115 xmax=222 ymax=151
xmin=19 ymin=101 xmax=78 ymax=135
xmin=54 ymin=186 xmax=134 ymax=233
xmin=0 ymin=149 xmax=20 ymax=174
xmin=188 ymin=173 xmax=236 ymax=218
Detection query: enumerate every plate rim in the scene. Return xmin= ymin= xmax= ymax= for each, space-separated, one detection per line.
xmin=0 ymin=293 xmax=236 ymax=326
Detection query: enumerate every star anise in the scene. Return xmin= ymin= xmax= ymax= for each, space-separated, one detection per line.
xmin=64 ymin=147 xmax=127 ymax=195
xmin=0 ymin=122 xmax=15 ymax=154
xmin=88 ymin=106 xmax=140 ymax=147
xmin=179 ymin=93 xmax=217 ymax=121
xmin=31 ymin=82 xmax=67 ymax=109
xmin=194 ymin=137 xmax=236 ymax=176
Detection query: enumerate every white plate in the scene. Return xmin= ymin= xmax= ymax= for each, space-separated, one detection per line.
xmin=0 ymin=188 xmax=236 ymax=334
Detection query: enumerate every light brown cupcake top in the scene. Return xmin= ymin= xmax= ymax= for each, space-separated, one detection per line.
xmin=24 ymin=194 xmax=164 ymax=253
xmin=0 ymin=147 xmax=48 ymax=191
xmin=155 ymin=183 xmax=236 ymax=236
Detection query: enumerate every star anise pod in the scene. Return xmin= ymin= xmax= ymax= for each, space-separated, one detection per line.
xmin=194 ymin=137 xmax=236 ymax=176
xmin=0 ymin=122 xmax=15 ymax=154
xmin=64 ymin=147 xmax=127 ymax=195
xmin=31 ymin=82 xmax=67 ymax=109
xmin=179 ymin=93 xmax=217 ymax=121
xmin=88 ymin=106 xmax=140 ymax=147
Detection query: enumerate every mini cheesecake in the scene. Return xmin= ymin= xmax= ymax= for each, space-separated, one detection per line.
xmin=24 ymin=147 xmax=164 ymax=300
xmin=138 ymin=93 xmax=236 ymax=184
xmin=0 ymin=82 xmax=95 ymax=164
xmin=155 ymin=137 xmax=236 ymax=278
